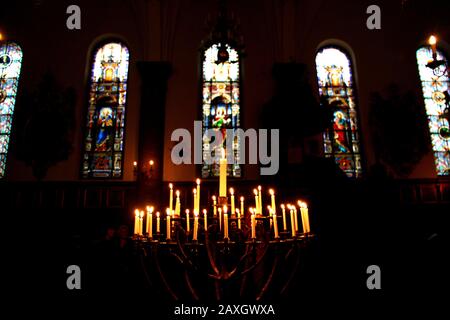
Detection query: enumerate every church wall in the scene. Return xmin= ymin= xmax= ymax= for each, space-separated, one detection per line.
xmin=2 ymin=0 xmax=448 ymax=182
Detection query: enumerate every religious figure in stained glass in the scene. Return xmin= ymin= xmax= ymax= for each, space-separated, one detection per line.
xmin=315 ymin=46 xmax=362 ymax=178
xmin=0 ymin=42 xmax=22 ymax=178
xmin=201 ymin=44 xmax=241 ymax=178
xmin=416 ymin=47 xmax=450 ymax=175
xmin=82 ymin=42 xmax=129 ymax=178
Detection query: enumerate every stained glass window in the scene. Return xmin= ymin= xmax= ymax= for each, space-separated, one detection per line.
xmin=82 ymin=42 xmax=129 ymax=178
xmin=0 ymin=42 xmax=23 ymax=179
xmin=201 ymin=43 xmax=241 ymax=178
xmin=315 ymin=46 xmax=362 ymax=178
xmin=416 ymin=47 xmax=450 ymax=176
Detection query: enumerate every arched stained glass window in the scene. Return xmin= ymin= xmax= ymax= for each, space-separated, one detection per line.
xmin=0 ymin=42 xmax=22 ymax=179
xmin=315 ymin=46 xmax=362 ymax=178
xmin=201 ymin=43 xmax=241 ymax=178
xmin=416 ymin=47 xmax=450 ymax=176
xmin=82 ymin=42 xmax=129 ymax=178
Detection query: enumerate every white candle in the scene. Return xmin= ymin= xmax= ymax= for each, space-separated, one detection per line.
xmin=193 ymin=210 xmax=199 ymax=241
xmin=293 ymin=206 xmax=298 ymax=232
xmin=258 ymin=186 xmax=262 ymax=215
xmin=250 ymin=209 xmax=256 ymax=239
xmin=219 ymin=148 xmax=227 ymax=197
xmin=269 ymin=189 xmax=276 ymax=216
xmin=166 ymin=210 xmax=171 ymax=240
xmin=175 ymin=190 xmax=181 ymax=217
xmin=298 ymin=201 xmax=311 ymax=234
xmin=134 ymin=209 xmax=139 ymax=235
xmin=272 ymin=208 xmax=279 ymax=239
xmin=196 ymin=178 xmax=201 ymax=213
xmin=146 ymin=206 xmax=154 ymax=236
xmin=203 ymin=209 xmax=208 ymax=231
xmin=236 ymin=208 xmax=241 ymax=229
xmin=156 ymin=212 xmax=161 ymax=233
xmin=230 ymin=188 xmax=235 ymax=216
xmin=223 ymin=206 xmax=229 ymax=240
xmin=281 ymin=204 xmax=287 ymax=231
xmin=169 ymin=183 xmax=173 ymax=212
xmin=193 ymin=188 xmax=197 ymax=214
xmin=212 ymin=196 xmax=217 ymax=217
xmin=289 ymin=206 xmax=295 ymax=237
xmin=139 ymin=210 xmax=144 ymax=235
xmin=253 ymin=189 xmax=259 ymax=215
xmin=218 ymin=207 xmax=222 ymax=231
xmin=185 ymin=209 xmax=190 ymax=233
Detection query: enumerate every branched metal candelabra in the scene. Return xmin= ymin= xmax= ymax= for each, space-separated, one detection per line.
xmin=132 ymin=210 xmax=314 ymax=301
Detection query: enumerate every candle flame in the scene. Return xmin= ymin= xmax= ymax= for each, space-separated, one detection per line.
xmin=281 ymin=204 xmax=285 ymax=209
xmin=203 ymin=209 xmax=207 ymax=214
xmin=139 ymin=210 xmax=144 ymax=218
xmin=166 ymin=208 xmax=171 ymax=215
xmin=156 ymin=211 xmax=160 ymax=217
xmin=240 ymin=196 xmax=244 ymax=201
xmin=169 ymin=183 xmax=173 ymax=189
xmin=135 ymin=209 xmax=140 ymax=217
xmin=193 ymin=188 xmax=197 ymax=194
xmin=299 ymin=201 xmax=308 ymax=208
xmin=253 ymin=189 xmax=258 ymax=195
xmin=249 ymin=207 xmax=254 ymax=214
xmin=258 ymin=185 xmax=262 ymax=191
xmin=429 ymin=35 xmax=437 ymax=46
xmin=186 ymin=209 xmax=190 ymax=214
xmin=221 ymin=148 xmax=225 ymax=159
xmin=236 ymin=208 xmax=240 ymax=213
xmin=133 ymin=161 xmax=137 ymax=167
xmin=229 ymin=187 xmax=234 ymax=195
xmin=176 ymin=190 xmax=180 ymax=197
xmin=196 ymin=178 xmax=200 ymax=185
xmin=146 ymin=206 xmax=154 ymax=213
xmin=223 ymin=205 xmax=228 ymax=213
xmin=149 ymin=160 xmax=154 ymax=166
xmin=269 ymin=189 xmax=274 ymax=195
xmin=194 ymin=210 xmax=199 ymax=217
xmin=212 ymin=195 xmax=216 ymax=201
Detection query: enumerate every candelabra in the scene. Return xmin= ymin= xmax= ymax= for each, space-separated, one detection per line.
xmin=133 ymin=160 xmax=155 ymax=181
xmin=131 ymin=195 xmax=315 ymax=301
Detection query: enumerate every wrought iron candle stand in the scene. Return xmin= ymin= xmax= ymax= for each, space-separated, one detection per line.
xmin=132 ymin=208 xmax=315 ymax=301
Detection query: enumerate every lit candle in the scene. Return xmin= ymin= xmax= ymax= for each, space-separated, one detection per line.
xmin=253 ymin=189 xmax=259 ymax=214
xmin=272 ymin=208 xmax=279 ymax=239
xmin=218 ymin=207 xmax=222 ymax=231
xmin=193 ymin=188 xmax=197 ymax=214
xmin=175 ymin=190 xmax=181 ymax=217
xmin=250 ymin=208 xmax=256 ymax=239
xmin=139 ymin=210 xmax=144 ymax=235
xmin=298 ymin=201 xmax=311 ymax=234
xmin=212 ymin=196 xmax=217 ymax=217
xmin=281 ymin=204 xmax=287 ymax=231
xmin=193 ymin=210 xmax=199 ymax=241
xmin=196 ymin=178 xmax=201 ymax=213
xmin=169 ymin=183 xmax=173 ymax=213
xmin=230 ymin=188 xmax=235 ymax=216
xmin=166 ymin=209 xmax=171 ymax=240
xmin=133 ymin=161 xmax=137 ymax=171
xmin=236 ymin=208 xmax=241 ymax=229
xmin=293 ymin=206 xmax=298 ymax=232
xmin=240 ymin=196 xmax=244 ymax=218
xmin=258 ymin=186 xmax=262 ymax=215
xmin=146 ymin=206 xmax=154 ymax=238
xmin=267 ymin=205 xmax=273 ymax=228
xmin=223 ymin=206 xmax=229 ymax=240
xmin=185 ymin=209 xmax=190 ymax=233
xmin=289 ymin=205 xmax=295 ymax=237
xmin=203 ymin=209 xmax=208 ymax=231
xmin=156 ymin=212 xmax=161 ymax=233
xmin=269 ymin=189 xmax=276 ymax=216
xmin=219 ymin=148 xmax=227 ymax=197
xmin=134 ymin=209 xmax=139 ymax=235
